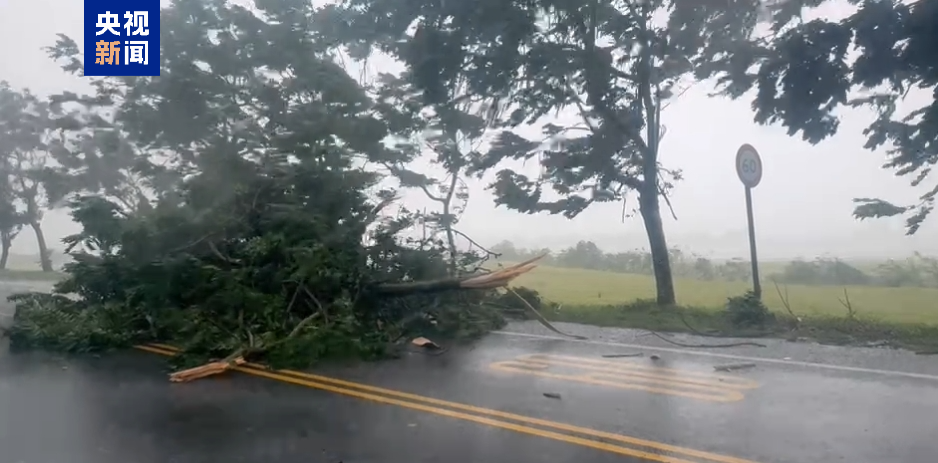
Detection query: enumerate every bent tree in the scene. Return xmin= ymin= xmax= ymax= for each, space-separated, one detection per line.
xmin=333 ymin=0 xmax=759 ymax=305
xmin=375 ymin=72 xmax=487 ymax=274
xmin=0 ymin=154 xmax=23 ymax=269
xmin=0 ymin=83 xmax=61 ymax=271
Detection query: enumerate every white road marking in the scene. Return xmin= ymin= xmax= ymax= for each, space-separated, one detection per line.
xmin=492 ymin=331 xmax=938 ymax=381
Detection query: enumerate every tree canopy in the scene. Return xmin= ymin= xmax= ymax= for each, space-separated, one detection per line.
xmin=325 ymin=0 xmax=773 ymax=304
xmin=696 ymin=0 xmax=938 ymax=234
xmin=2 ymin=0 xmax=934 ymax=372
xmin=3 ymin=0 xmax=541 ymax=372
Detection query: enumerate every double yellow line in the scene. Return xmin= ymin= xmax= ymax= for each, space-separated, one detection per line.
xmin=135 ymin=344 xmax=761 ymax=463
xmin=490 ymin=354 xmax=760 ymax=403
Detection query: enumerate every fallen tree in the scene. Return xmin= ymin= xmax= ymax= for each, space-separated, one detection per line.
xmin=5 ymin=175 xmax=543 ymax=379
xmin=0 ymin=0 xmax=552 ymax=381
xmin=166 ymin=257 xmax=544 ymax=382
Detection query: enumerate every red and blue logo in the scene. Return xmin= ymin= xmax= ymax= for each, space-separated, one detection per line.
xmin=83 ymin=0 xmax=160 ymax=76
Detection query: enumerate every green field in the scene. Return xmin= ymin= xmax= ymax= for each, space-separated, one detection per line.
xmin=0 ymin=269 xmax=65 ymax=281
xmin=513 ymin=265 xmax=938 ymax=326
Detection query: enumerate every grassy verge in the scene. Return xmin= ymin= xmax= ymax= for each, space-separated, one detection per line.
xmin=499 ymin=264 xmax=938 ymax=352
xmin=534 ymin=300 xmax=938 ymax=352
xmin=536 ymin=301 xmax=938 ymax=352
xmin=0 ymin=269 xmax=66 ymax=282
xmin=512 ymin=265 xmax=938 ymax=325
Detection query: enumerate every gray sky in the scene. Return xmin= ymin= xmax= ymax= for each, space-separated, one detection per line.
xmin=0 ymin=0 xmax=934 ymax=260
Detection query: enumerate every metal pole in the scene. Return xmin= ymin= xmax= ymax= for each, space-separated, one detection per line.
xmin=744 ymin=186 xmax=761 ymax=298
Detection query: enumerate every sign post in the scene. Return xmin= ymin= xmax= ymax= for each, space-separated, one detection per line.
xmin=735 ymin=144 xmax=763 ymax=299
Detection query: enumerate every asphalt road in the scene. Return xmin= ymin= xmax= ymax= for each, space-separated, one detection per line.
xmin=2 ymin=284 xmax=937 ymax=463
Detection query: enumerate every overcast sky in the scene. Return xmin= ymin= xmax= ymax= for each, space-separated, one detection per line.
xmin=0 ymin=0 xmax=934 ymax=260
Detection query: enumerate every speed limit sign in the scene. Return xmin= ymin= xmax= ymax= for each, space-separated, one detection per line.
xmin=735 ymin=144 xmax=762 ymax=188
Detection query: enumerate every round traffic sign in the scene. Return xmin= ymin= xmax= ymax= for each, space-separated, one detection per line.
xmin=735 ymin=144 xmax=762 ymax=188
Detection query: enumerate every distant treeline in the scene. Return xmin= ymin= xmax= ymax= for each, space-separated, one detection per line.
xmin=491 ymin=240 xmax=938 ymax=289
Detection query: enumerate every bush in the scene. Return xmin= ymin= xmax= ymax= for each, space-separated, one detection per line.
xmin=775 ymin=258 xmax=870 ymax=286
xmin=724 ymin=291 xmax=775 ymax=328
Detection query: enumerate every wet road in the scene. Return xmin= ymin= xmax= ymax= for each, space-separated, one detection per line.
xmin=3 ymin=324 xmax=938 ymax=463
xmin=2 ymin=282 xmax=937 ymax=463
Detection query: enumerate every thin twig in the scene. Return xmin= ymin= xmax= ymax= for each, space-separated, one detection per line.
xmin=507 ymin=288 xmax=587 ymax=340
xmin=451 ymin=228 xmax=497 ymax=256
xmin=772 ymin=280 xmax=801 ymax=332
xmin=207 ymin=240 xmax=240 ymax=264
xmin=301 ymin=285 xmax=327 ymax=324
xmin=838 ymin=287 xmax=856 ymax=319
xmin=285 ymin=284 xmax=301 ymax=315
xmin=658 ymin=183 xmax=678 ymax=220
xmin=677 ymin=310 xmax=777 ymax=339
xmin=647 ymin=330 xmax=767 ymax=348
xmin=283 ymin=311 xmax=322 ymax=341
xmin=168 ymin=233 xmax=213 ymax=254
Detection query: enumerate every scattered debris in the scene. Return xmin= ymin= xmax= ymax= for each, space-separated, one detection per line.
xmin=863 ymin=340 xmax=893 ymax=349
xmin=713 ymin=362 xmax=756 ymax=372
xmin=602 ymin=352 xmax=643 ymax=358
xmin=409 ymin=336 xmax=449 ymax=356
xmin=508 ymin=288 xmax=588 ymax=340
xmin=411 ymin=337 xmax=440 ymax=349
xmin=649 ymin=354 xmax=661 ymax=360
xmin=648 ymin=330 xmax=767 ymax=348
xmin=542 ymin=392 xmax=562 ymax=400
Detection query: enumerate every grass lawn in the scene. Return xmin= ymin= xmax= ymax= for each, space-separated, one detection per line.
xmin=0 ymin=269 xmax=66 ymax=282
xmin=512 ymin=265 xmax=938 ymax=326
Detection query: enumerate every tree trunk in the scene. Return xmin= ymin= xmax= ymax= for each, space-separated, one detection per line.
xmin=442 ymin=172 xmax=460 ymax=274
xmin=30 ymin=221 xmax=52 ymax=272
xmin=0 ymin=232 xmax=10 ymax=270
xmin=443 ymin=205 xmax=458 ymax=274
xmin=373 ymin=254 xmax=546 ymax=297
xmin=638 ymin=189 xmax=676 ymax=306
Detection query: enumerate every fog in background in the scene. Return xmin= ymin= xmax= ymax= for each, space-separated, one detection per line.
xmin=1 ymin=0 xmax=935 ymax=262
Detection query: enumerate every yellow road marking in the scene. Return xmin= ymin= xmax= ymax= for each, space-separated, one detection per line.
xmin=136 ymin=344 xmax=761 ymax=463
xmin=523 ymin=355 xmax=760 ymax=389
xmin=487 ymin=354 xmax=759 ymax=403
xmin=490 ymin=362 xmax=744 ymax=402
xmin=495 ymin=359 xmax=753 ymax=392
